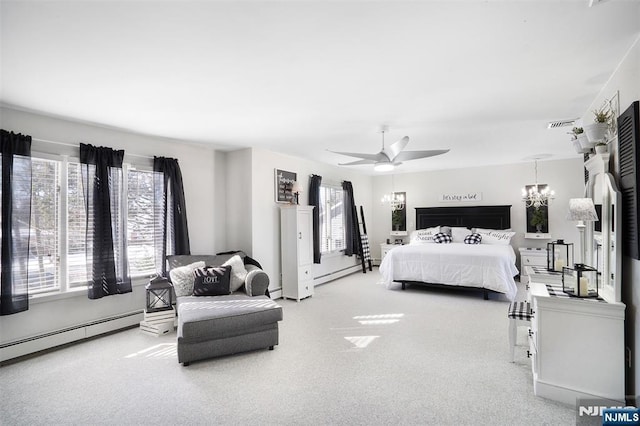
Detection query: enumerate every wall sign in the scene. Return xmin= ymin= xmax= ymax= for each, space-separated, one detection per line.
xmin=275 ymin=169 xmax=297 ymax=203
xmin=439 ymin=192 xmax=482 ymax=202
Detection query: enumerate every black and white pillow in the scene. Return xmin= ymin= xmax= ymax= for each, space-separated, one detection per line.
xmin=464 ymin=233 xmax=482 ymax=244
xmin=433 ymin=232 xmax=452 ymax=244
xmin=192 ymin=266 xmax=231 ymax=296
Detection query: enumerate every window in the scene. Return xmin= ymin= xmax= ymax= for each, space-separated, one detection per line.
xmin=127 ymin=168 xmax=159 ymax=277
xmin=1 ymin=155 xmax=162 ymax=296
xmin=319 ymin=184 xmax=345 ymax=253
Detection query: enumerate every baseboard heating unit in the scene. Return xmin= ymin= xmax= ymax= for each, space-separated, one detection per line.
xmin=0 ymin=310 xmax=144 ymax=363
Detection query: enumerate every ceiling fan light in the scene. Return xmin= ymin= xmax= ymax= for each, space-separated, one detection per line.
xmin=374 ymin=162 xmax=395 ymax=172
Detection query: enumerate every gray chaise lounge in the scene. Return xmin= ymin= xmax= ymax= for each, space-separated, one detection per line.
xmin=167 ymin=253 xmax=283 ymax=366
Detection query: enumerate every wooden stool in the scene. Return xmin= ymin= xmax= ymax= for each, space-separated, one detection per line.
xmin=507 ymin=301 xmax=533 ymax=362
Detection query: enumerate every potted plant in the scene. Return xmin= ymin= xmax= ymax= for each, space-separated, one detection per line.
xmin=570 ymin=127 xmax=592 ymax=151
xmin=585 ymin=105 xmax=612 ymax=143
xmin=595 ymin=142 xmax=608 ymax=154
xmin=530 ymin=207 xmax=547 ymax=233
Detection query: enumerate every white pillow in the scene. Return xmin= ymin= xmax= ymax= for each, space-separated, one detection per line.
xmin=410 ymin=226 xmax=440 ymax=244
xmin=169 ymin=261 xmax=205 ymax=297
xmin=474 ymin=228 xmax=516 ymax=245
xmin=222 ymin=255 xmax=248 ymax=292
xmin=450 ymin=227 xmax=470 ymax=243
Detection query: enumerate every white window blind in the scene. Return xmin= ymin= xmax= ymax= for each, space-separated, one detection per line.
xmin=319 ymin=184 xmax=345 ymax=253
xmin=28 ymin=158 xmax=60 ymax=293
xmin=127 ymin=169 xmax=158 ymax=277
xmin=67 ymin=162 xmax=89 ymax=287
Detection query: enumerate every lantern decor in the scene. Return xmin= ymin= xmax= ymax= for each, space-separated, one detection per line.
xmin=547 ymin=239 xmax=574 ymax=272
xmin=145 ymin=276 xmax=173 ymax=313
xmin=562 ymin=263 xmax=599 ymax=298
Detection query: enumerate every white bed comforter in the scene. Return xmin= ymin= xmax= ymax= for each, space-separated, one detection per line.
xmin=379 ymin=243 xmax=519 ymax=301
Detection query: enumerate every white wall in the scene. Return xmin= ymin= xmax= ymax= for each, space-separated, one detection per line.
xmin=584 ymin=35 xmax=640 ymax=401
xmin=0 ymin=107 xmax=222 ymax=344
xmin=238 ymin=147 xmax=373 ymax=292
xmin=225 ymin=148 xmax=253 ymax=254
xmin=370 ymin=158 xmax=585 ymax=264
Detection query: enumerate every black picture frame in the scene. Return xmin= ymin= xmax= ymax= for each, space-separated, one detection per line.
xmin=275 ymin=169 xmax=297 ymax=203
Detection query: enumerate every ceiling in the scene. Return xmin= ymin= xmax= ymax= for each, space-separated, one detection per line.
xmin=1 ymin=0 xmax=639 ymax=174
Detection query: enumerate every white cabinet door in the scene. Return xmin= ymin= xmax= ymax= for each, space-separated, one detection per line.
xmin=297 ymin=208 xmax=313 ymax=266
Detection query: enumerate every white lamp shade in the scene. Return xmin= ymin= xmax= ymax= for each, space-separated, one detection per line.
xmin=291 ymin=181 xmax=303 ymax=193
xmin=566 ymin=198 xmax=599 ymax=221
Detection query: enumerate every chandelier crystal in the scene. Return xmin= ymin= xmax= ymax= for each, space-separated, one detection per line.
xmin=522 ymin=160 xmax=555 ymax=208
xmin=381 ymin=192 xmax=405 ymax=211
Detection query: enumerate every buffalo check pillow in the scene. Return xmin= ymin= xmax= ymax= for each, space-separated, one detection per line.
xmin=433 ymin=232 xmax=452 ymax=244
xmin=464 ymin=233 xmax=482 ymax=244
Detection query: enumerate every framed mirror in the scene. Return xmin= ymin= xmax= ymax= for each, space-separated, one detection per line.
xmin=390 ymin=192 xmax=407 ymax=236
xmin=524 ymin=184 xmax=551 ymax=239
xmin=584 ymin=153 xmax=622 ymax=303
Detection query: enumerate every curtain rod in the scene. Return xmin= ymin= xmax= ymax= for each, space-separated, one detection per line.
xmin=32 ymin=137 xmax=153 ymax=160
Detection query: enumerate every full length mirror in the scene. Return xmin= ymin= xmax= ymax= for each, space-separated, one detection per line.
xmin=585 ymin=153 xmax=622 ymax=303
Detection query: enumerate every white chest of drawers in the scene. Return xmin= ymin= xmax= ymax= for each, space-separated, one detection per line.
xmin=528 ymin=281 xmax=625 ymax=406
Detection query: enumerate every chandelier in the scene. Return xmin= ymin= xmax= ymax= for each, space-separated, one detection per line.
xmin=381 ymin=192 xmax=405 ymax=211
xmin=522 ymin=159 xmax=555 ymax=208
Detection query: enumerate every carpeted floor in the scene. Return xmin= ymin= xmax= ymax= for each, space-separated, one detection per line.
xmin=0 ymin=270 xmax=575 ymax=425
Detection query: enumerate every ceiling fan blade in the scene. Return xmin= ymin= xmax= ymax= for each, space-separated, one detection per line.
xmin=328 ymin=150 xmax=385 ymax=162
xmin=383 ymin=136 xmax=410 ymax=161
xmin=394 ymin=149 xmax=450 ymax=161
xmin=338 ymin=159 xmax=377 ymax=166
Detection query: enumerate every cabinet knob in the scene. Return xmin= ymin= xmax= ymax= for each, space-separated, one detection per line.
xmin=298 ymin=232 xmax=302 ymax=239
xmin=528 ymin=329 xmax=534 ymax=337
xmin=527 ymin=350 xmax=533 ymax=358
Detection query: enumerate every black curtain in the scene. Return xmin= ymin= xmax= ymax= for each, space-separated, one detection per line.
xmin=342 ymin=181 xmax=361 ymax=257
xmin=309 ymin=174 xmax=322 ymax=264
xmin=80 ymin=143 xmax=131 ymax=299
xmin=0 ymin=130 xmax=32 ymax=315
xmin=154 ymin=157 xmax=190 ymax=275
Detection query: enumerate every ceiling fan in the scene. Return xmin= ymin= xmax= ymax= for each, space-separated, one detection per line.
xmin=330 ymin=129 xmax=450 ymax=172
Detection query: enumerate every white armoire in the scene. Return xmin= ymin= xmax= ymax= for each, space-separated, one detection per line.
xmin=280 ymin=205 xmax=315 ymax=301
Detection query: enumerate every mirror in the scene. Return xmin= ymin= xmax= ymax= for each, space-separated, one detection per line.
xmin=390 ymin=192 xmax=407 ymax=236
xmin=585 ymin=154 xmax=622 ymax=303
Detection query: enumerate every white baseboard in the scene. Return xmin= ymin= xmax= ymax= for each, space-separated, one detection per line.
xmin=314 ymin=264 xmax=363 ymax=286
xmin=0 ymin=311 xmax=143 ymax=363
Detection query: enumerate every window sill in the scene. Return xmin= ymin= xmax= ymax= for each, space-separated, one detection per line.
xmin=28 ymin=276 xmax=149 ymax=305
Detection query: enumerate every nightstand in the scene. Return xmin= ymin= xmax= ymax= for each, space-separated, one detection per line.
xmin=518 ymin=247 xmax=548 ymax=284
xmin=381 ymin=243 xmax=402 ymax=264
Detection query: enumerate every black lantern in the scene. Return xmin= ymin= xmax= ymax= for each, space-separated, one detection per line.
xmin=562 ymin=263 xmax=598 ymax=298
xmin=145 ymin=276 xmax=173 ymax=313
xmin=547 ymin=239 xmax=574 ymax=272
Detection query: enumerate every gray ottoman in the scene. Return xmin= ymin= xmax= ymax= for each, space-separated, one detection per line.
xmin=177 ymin=294 xmax=283 ymax=366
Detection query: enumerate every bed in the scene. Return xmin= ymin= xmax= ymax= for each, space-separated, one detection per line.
xmin=379 ymin=205 xmax=518 ymax=301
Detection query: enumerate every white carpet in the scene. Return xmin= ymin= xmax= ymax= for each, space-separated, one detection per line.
xmin=0 ymin=270 xmax=575 ymax=425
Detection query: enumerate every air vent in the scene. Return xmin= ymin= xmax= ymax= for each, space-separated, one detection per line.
xmin=547 ymin=119 xmax=577 ymax=129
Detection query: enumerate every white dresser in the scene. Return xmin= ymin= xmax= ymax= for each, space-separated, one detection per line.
xmin=280 ymin=205 xmax=314 ymax=301
xmin=518 ymin=247 xmax=548 ymax=284
xmin=528 ymin=281 xmax=625 ymax=406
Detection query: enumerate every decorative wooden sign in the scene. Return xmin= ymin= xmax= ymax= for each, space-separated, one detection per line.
xmin=439 ymin=192 xmax=482 ymax=202
xmin=275 ymin=169 xmax=297 ymax=203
